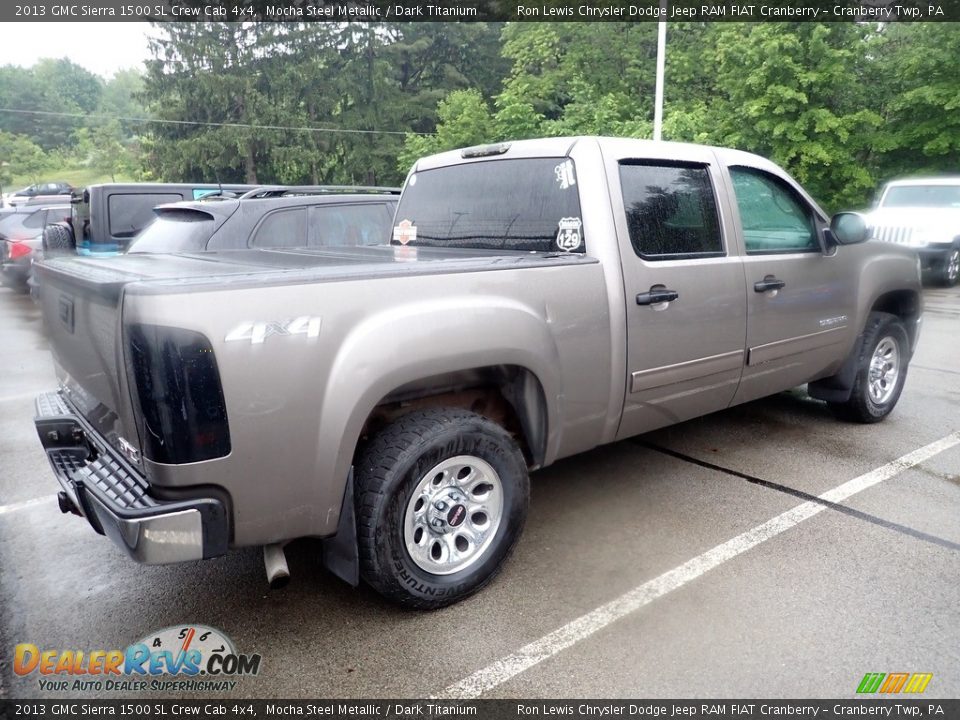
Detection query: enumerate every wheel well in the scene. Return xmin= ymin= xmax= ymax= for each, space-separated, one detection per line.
xmin=870 ymin=290 xmax=922 ymax=348
xmin=357 ymin=365 xmax=548 ymax=468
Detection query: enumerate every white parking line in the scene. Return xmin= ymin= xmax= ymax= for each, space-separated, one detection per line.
xmin=0 ymin=494 xmax=56 ymax=516
xmin=436 ymin=431 xmax=960 ymax=700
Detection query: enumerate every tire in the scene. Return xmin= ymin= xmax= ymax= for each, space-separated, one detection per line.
xmin=42 ymin=222 xmax=75 ymax=253
xmin=828 ymin=312 xmax=910 ymax=423
xmin=355 ymin=408 xmax=529 ymax=609
xmin=937 ymin=247 xmax=959 ymax=287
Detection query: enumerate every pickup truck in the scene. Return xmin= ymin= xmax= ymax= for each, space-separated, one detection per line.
xmin=32 ymin=137 xmax=923 ymax=609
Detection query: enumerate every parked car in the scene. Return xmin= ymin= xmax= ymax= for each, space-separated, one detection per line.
xmin=126 ymin=186 xmax=399 ymax=254
xmin=867 ymin=176 xmax=960 ymax=286
xmin=8 ymin=182 xmax=74 ymax=206
xmin=51 ymin=183 xmax=258 ymax=256
xmin=0 ymin=204 xmax=70 ymax=291
xmin=33 ymin=137 xmax=921 ymax=608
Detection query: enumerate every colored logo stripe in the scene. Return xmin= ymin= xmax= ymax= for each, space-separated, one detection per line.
xmin=904 ymin=674 xmax=933 ymax=693
xmin=857 ymin=673 xmax=885 ymax=694
xmin=880 ymin=673 xmax=910 ymax=693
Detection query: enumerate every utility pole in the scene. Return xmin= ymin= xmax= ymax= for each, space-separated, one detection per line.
xmin=653 ymin=1 xmax=668 ymax=141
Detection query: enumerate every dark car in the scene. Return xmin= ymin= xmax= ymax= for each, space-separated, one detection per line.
xmin=10 ymin=182 xmax=74 ymax=205
xmin=0 ymin=204 xmax=70 ymax=291
xmin=126 ymin=186 xmax=399 ymax=254
xmin=55 ymin=183 xmax=259 ymax=256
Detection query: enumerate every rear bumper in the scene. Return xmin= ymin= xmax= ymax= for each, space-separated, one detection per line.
xmin=34 ymin=391 xmax=229 ymax=564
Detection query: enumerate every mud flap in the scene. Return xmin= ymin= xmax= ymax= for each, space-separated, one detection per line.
xmin=322 ymin=469 xmax=360 ymax=587
xmin=807 ymin=332 xmax=864 ymax=403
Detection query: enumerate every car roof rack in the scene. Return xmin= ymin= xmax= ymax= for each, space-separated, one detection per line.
xmin=237 ymin=185 xmax=401 ymax=200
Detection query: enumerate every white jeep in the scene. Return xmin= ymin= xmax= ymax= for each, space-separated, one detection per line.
xmin=868 ymin=177 xmax=960 ymax=286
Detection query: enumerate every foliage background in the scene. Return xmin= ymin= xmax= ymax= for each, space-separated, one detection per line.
xmin=0 ymin=22 xmax=957 ymax=212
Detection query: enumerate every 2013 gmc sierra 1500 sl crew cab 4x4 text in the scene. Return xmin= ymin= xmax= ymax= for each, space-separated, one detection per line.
xmin=32 ymin=137 xmax=923 ymax=608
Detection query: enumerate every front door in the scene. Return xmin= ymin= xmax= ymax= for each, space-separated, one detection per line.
xmin=723 ymin=166 xmax=858 ymax=404
xmin=613 ymin=154 xmax=748 ymax=440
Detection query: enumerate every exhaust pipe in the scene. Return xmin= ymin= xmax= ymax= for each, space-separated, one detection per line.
xmin=263 ymin=543 xmax=290 ymax=590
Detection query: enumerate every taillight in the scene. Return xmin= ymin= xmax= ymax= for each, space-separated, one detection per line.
xmin=8 ymin=242 xmax=32 ymax=260
xmin=125 ymin=324 xmax=231 ymax=464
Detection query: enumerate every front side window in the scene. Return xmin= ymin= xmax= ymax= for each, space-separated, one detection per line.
xmin=393 ymin=158 xmax=585 ymax=253
xmin=730 ymin=167 xmax=817 ymax=254
xmin=619 ymin=162 xmax=723 ymax=260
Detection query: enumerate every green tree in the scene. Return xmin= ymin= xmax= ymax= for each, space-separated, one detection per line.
xmin=664 ymin=23 xmax=883 ymax=210
xmin=0 ymin=131 xmax=48 ymax=187
xmin=869 ymin=23 xmax=960 ymax=181
xmin=0 ymin=58 xmax=103 ymax=151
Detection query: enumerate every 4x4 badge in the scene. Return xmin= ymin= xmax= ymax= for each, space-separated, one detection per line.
xmin=225 ymin=317 xmax=322 ymax=345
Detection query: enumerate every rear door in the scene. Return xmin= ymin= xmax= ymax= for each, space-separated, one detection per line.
xmin=723 ymin=165 xmax=857 ymax=404
xmin=611 ymin=146 xmax=748 ymax=439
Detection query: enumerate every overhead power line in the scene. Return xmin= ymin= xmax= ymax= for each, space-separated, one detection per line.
xmin=0 ymin=108 xmax=427 ymax=137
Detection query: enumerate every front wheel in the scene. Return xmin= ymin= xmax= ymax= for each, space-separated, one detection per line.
xmin=355 ymin=408 xmax=529 ymax=609
xmin=828 ymin=312 xmax=910 ymax=423
xmin=937 ymin=247 xmax=959 ymax=287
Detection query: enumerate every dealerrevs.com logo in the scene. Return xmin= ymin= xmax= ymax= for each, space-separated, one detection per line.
xmin=14 ymin=624 xmax=261 ymax=693
xmin=857 ymin=672 xmax=933 ymax=694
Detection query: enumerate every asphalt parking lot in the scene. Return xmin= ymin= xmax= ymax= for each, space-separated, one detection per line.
xmin=1 ymin=284 xmax=958 ymax=700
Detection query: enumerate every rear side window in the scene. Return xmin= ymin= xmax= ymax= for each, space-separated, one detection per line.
xmin=251 ymin=208 xmax=308 ymax=248
xmin=108 ymin=193 xmax=183 ymax=238
xmin=127 ymin=210 xmax=217 ymax=253
xmin=393 ymin=158 xmax=585 ymax=253
xmin=21 ymin=209 xmax=46 ymax=229
xmin=619 ymin=162 xmax=723 ymax=260
xmin=729 ymin=167 xmax=817 ymax=254
xmin=308 ymin=202 xmax=394 ymax=247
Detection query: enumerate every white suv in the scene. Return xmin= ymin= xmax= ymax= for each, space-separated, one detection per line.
xmin=868 ymin=177 xmax=960 ymax=286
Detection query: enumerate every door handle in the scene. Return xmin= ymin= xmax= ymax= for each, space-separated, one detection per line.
xmin=754 ymin=276 xmax=786 ymax=293
xmin=636 ymin=288 xmax=679 ymax=305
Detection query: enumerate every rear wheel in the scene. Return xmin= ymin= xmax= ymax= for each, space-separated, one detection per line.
xmin=828 ymin=312 xmax=909 ymax=423
xmin=355 ymin=408 xmax=529 ymax=609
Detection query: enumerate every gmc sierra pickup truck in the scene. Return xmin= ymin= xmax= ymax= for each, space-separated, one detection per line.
xmin=33 ymin=137 xmax=923 ymax=608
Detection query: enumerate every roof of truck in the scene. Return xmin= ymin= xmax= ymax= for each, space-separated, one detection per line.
xmin=882 ymin=177 xmax=960 ymax=187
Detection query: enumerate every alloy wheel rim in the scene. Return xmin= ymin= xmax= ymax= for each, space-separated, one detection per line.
xmin=404 ymin=455 xmax=504 ymax=575
xmin=868 ymin=336 xmax=900 ymax=405
xmin=948 ymin=250 xmax=959 ymax=282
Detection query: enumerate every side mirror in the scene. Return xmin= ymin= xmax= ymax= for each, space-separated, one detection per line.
xmin=829 ymin=212 xmax=869 ymax=245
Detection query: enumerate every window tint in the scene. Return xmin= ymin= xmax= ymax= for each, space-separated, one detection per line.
xmin=730 ymin=168 xmax=817 ymax=254
xmin=308 ymin=203 xmax=394 ymax=247
xmin=127 ymin=210 xmax=217 ymax=253
xmin=393 ymin=158 xmax=585 ymax=253
xmin=108 ymin=194 xmax=183 ymax=239
xmin=619 ymin=162 xmax=722 ymax=259
xmin=251 ymin=208 xmax=307 ymax=248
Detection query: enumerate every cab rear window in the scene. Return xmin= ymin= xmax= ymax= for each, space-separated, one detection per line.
xmin=393 ymin=158 xmax=585 ymax=253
